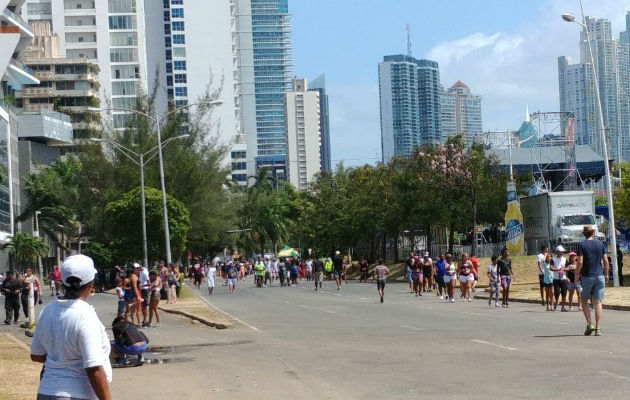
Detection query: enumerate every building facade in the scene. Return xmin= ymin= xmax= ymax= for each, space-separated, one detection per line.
xmin=309 ymin=73 xmax=331 ymax=172
xmin=285 ymin=77 xmax=320 ymax=190
xmin=379 ymin=54 xmax=441 ymax=162
xmin=442 ymin=80 xmax=482 ymax=145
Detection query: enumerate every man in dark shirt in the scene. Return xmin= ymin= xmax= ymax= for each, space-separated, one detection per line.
xmin=1 ymin=271 xmax=22 ymax=324
xmin=332 ymin=251 xmax=343 ymax=290
xmin=497 ymin=248 xmax=514 ymax=308
xmin=575 ymin=226 xmax=609 ymax=336
xmin=312 ymin=257 xmax=324 ymax=290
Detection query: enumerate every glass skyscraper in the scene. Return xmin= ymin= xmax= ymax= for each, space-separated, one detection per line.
xmin=251 ymin=0 xmax=292 ymax=181
xmin=379 ymin=55 xmax=441 ymax=162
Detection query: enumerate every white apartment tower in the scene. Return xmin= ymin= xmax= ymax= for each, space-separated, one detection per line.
xmin=442 ymin=81 xmax=482 ymax=145
xmin=23 ymin=0 xmax=152 ymax=129
xmin=285 ymin=77 xmax=321 ymax=190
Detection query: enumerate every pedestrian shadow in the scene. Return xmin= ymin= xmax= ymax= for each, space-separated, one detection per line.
xmin=533 ymin=334 xmax=584 ymax=338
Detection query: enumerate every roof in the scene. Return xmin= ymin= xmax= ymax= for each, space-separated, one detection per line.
xmin=490 ymin=145 xmax=605 ymax=178
xmin=450 ymin=80 xmax=468 ymax=89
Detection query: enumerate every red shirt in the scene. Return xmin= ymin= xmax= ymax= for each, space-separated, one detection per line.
xmin=470 ymin=257 xmax=479 ymax=275
xmin=51 ymin=269 xmax=61 ymax=281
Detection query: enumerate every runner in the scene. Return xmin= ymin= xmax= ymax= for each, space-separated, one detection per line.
xmin=264 ymin=257 xmax=272 ymax=287
xmin=342 ymin=256 xmax=349 ymax=284
xmin=313 ymin=257 xmax=324 ymax=291
xmin=469 ymin=253 xmax=479 ymax=292
xmin=405 ymin=253 xmax=414 ymax=292
xmin=192 ymin=259 xmax=204 ymax=289
xmin=305 ymin=257 xmax=313 ymax=281
xmin=541 ymin=253 xmax=554 ymax=311
xmin=148 ymin=270 xmax=161 ymax=327
xmin=498 ymin=248 xmax=514 ymax=308
xmin=359 ymin=255 xmax=369 ymax=283
xmin=458 ymin=253 xmax=474 ymax=302
xmin=332 ymin=251 xmax=343 ymax=290
xmin=278 ymin=258 xmax=287 ymax=287
xmin=227 ymin=262 xmax=238 ymax=293
xmin=422 ymin=252 xmax=433 ymax=293
xmin=20 ymin=268 xmax=42 ymax=322
xmin=254 ymin=257 xmax=265 ymax=288
xmin=206 ymin=262 xmax=216 ymax=295
xmin=324 ymin=257 xmax=333 ymax=280
xmin=443 ymin=254 xmax=456 ymax=303
xmin=434 ymin=254 xmax=446 ymax=299
xmin=537 ymin=245 xmax=549 ymax=306
xmin=411 ymin=255 xmax=422 ymax=296
xmin=373 ymin=259 xmax=389 ymax=303
xmin=551 ymin=246 xmax=568 ymax=312
xmin=486 ymin=255 xmax=500 ymax=308
xmin=50 ymin=265 xmax=62 ymax=296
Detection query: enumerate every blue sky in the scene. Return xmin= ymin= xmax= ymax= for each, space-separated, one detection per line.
xmin=290 ymin=0 xmax=628 ymax=167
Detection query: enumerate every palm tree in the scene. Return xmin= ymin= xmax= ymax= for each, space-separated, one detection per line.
xmin=3 ymin=233 xmax=49 ymax=271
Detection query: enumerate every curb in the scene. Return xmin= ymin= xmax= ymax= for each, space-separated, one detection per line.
xmin=473 ymin=294 xmax=630 ymax=311
xmin=158 ymin=306 xmax=228 ymax=329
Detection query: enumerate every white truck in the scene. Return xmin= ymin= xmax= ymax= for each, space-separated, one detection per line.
xmin=521 ymin=191 xmax=605 ymax=252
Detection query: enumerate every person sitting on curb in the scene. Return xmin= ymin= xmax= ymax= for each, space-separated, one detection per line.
xmin=111 ymin=317 xmax=149 ymax=367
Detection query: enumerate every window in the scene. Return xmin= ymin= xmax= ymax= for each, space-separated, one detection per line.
xmin=109 ymin=15 xmax=137 ymax=30
xmin=171 ymin=0 xmax=183 ymax=4
xmin=54 ymin=65 xmax=87 ymax=74
xmin=109 ymin=32 xmax=138 ymax=46
xmin=172 ymin=34 xmax=185 ymax=44
xmin=112 ymin=81 xmax=137 ymax=95
xmin=166 ymin=75 xmax=173 ymax=86
xmin=174 ymin=61 xmax=186 ymax=70
xmin=167 ymin=88 xmax=173 ymax=97
xmin=175 ymin=100 xmax=188 ymax=108
xmin=164 ymin=23 xmax=171 ymax=34
xmin=164 ymin=37 xmax=171 ymax=48
xmin=112 ymin=97 xmax=138 ymax=109
xmin=231 ymin=162 xmax=246 ymax=170
xmin=174 ymin=74 xmax=187 ymax=83
xmin=110 ymin=48 xmax=138 ymax=63
xmin=232 ymin=174 xmax=247 ymax=182
xmin=111 ymin=65 xmax=139 ymax=79
xmin=108 ymin=0 xmax=136 ymax=13
xmin=27 ymin=3 xmax=52 ymax=14
xmin=175 ymin=87 xmax=188 ymax=97
xmin=172 ymin=47 xmax=186 ymax=58
xmin=165 ymin=49 xmax=172 ymax=61
xmin=171 ymin=8 xmax=184 ymax=18
xmin=163 ymin=10 xmax=170 ymax=21
xmin=172 ymin=21 xmax=184 ymax=31
xmin=165 ymin=63 xmax=173 ymax=73
xmin=231 ymin=151 xmax=246 ymax=159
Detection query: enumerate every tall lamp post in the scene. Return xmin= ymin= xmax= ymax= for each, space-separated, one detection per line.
xmin=33 ymin=210 xmax=43 ymax=280
xmin=89 ymin=100 xmax=223 ymax=264
xmin=91 ymin=134 xmax=189 ymax=267
xmin=562 ymin=9 xmax=619 ymax=287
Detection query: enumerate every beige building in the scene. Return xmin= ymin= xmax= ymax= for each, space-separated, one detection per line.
xmin=285 ymin=77 xmax=321 ymax=190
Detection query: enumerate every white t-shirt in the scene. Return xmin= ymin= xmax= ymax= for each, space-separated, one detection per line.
xmin=487 ymin=264 xmax=498 ymax=281
xmin=305 ymin=260 xmax=313 ymax=271
xmin=552 ymin=256 xmax=566 ymax=280
xmin=139 ymin=267 xmax=150 ymax=289
xmin=31 ymin=298 xmax=112 ymax=400
xmin=537 ymin=253 xmax=545 ymax=275
xmin=207 ymin=267 xmax=216 ymax=287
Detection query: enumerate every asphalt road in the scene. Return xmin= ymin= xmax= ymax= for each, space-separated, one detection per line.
xmin=4 ymin=279 xmax=628 ymax=399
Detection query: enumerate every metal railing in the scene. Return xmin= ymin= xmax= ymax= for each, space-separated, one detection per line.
xmin=9 ymin=58 xmax=36 ymax=77
xmin=2 ymin=8 xmax=31 ymax=32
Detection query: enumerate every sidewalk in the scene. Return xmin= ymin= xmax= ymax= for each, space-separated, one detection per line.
xmin=0 ymin=333 xmax=39 ymax=400
xmin=158 ymin=285 xmax=233 ymax=329
xmin=474 ymin=284 xmax=630 ymax=311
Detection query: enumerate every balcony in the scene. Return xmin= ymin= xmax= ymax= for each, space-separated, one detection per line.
xmin=17 ymin=86 xmax=54 ymax=97
xmin=6 ymin=58 xmax=40 ymax=87
xmin=1 ymin=8 xmax=33 ymax=37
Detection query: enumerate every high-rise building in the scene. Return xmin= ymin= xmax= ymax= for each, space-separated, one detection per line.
xmin=23 ymin=0 xmax=152 ymax=130
xmin=439 ymin=85 xmax=457 ymax=140
xmin=559 ymin=15 xmax=630 ymax=162
xmin=285 ymin=77 xmax=321 ymax=190
xmin=230 ymin=0 xmax=292 ymax=184
xmin=442 ymin=81 xmax=482 ymax=145
xmin=379 ymin=55 xmax=441 ymax=162
xmin=309 ymin=73 xmax=331 ymax=172
xmin=518 ymin=105 xmax=537 ymax=148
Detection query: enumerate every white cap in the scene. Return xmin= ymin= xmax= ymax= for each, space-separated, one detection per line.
xmin=555 ymin=245 xmax=566 ymax=253
xmin=61 ymin=255 xmax=97 ymax=286
xmin=133 ymin=262 xmax=141 ymax=269
xmin=335 ymin=251 xmax=340 ymax=255
xmin=424 ymin=252 xmax=430 ymax=257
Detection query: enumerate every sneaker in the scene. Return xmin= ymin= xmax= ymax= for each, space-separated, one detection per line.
xmin=136 ymin=355 xmax=145 ymax=366
xmin=3 ymin=320 xmax=9 ymax=325
xmin=450 ymin=299 xmax=455 ymax=303
xmin=584 ymin=323 xmax=595 ymax=336
xmin=569 ymin=306 xmax=574 ymax=311
xmin=541 ymin=300 xmax=545 ymax=306
xmin=594 ymin=328 xmax=602 ymax=336
xmin=561 ymin=307 xmax=568 ymax=312
xmin=461 ymin=298 xmax=467 ymax=302
xmin=468 ymin=298 xmax=472 ymax=302
xmin=505 ymin=303 xmax=510 ymax=308
xmin=117 ymin=357 xmax=127 ymax=367
xmin=488 ymin=300 xmax=492 ymax=306
xmin=380 ymin=296 xmax=384 ymax=303
xmin=495 ymin=303 xmax=500 ymax=307
xmin=152 ymin=323 xmax=160 ymax=328
xmin=553 ymin=304 xmax=557 ymax=311
xmin=440 ymin=295 xmax=444 ymax=300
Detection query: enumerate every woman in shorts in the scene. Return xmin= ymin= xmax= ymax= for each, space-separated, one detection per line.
xmin=148 ymin=270 xmax=162 ymax=327
xmin=458 ymin=253 xmax=474 ymax=302
xmin=541 ymin=253 xmax=554 ymax=311
xmin=411 ymin=256 xmax=423 ymax=297
xmin=167 ymin=264 xmax=180 ymax=304
xmin=565 ymin=252 xmax=579 ymax=310
xmin=443 ymin=254 xmax=457 ymax=303
xmin=421 ymin=254 xmax=433 ymax=293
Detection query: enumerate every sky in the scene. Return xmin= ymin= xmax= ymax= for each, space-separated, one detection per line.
xmin=290 ymin=0 xmax=629 ymax=167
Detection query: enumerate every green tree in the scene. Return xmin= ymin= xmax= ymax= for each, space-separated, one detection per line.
xmin=614 ymin=162 xmax=630 ymax=226
xmin=3 ymin=233 xmax=49 ymax=270
xmin=105 ymin=187 xmax=191 ymax=262
xmin=82 ymin=241 xmax=114 ymax=269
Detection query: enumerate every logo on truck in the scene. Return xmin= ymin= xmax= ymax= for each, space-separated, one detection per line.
xmin=556 ymin=200 xmax=586 ymax=209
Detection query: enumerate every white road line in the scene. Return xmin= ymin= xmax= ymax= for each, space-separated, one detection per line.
xmin=598 ymin=371 xmax=630 ymax=381
xmin=196 ymin=293 xmax=261 ymax=333
xmin=399 ymin=325 xmax=424 ymax=331
xmin=359 ymin=297 xmax=369 ymax=300
xmin=462 ymin=312 xmax=489 ymax=317
xmin=533 ymin=319 xmax=569 ymax=325
xmin=471 ymin=339 xmax=517 ymax=351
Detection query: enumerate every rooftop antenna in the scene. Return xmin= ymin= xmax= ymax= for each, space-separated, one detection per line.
xmin=406 ymin=24 xmax=412 ymax=56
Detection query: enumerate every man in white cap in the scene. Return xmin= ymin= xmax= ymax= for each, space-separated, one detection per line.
xmin=30 ymin=254 xmax=112 ymax=400
xmin=551 ymin=245 xmax=568 ymax=312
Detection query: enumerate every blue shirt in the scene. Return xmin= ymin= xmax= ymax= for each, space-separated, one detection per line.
xmin=577 ymin=239 xmax=606 ymax=277
xmin=435 ymin=259 xmax=446 ymax=276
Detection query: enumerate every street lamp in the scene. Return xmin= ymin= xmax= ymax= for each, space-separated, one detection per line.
xmin=89 ymin=100 xmax=223 ymax=264
xmin=91 ymin=134 xmax=189 ymax=267
xmin=562 ymin=7 xmax=619 ymax=287
xmin=33 ymin=210 xmax=43 ymax=279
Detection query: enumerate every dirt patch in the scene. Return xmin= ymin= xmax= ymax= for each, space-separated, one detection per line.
xmin=0 ymin=334 xmax=40 ymax=400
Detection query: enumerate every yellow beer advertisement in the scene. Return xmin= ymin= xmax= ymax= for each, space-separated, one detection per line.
xmin=505 ymin=181 xmax=524 ymax=255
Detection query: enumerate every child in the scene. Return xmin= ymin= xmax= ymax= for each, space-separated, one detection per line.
xmin=542 ymin=253 xmax=554 ymax=311
xmin=565 ymin=252 xmax=578 ymax=310
xmin=112 ymin=317 xmax=149 ymax=367
xmin=486 ymin=255 xmax=500 ymax=307
xmin=115 ymin=278 xmax=125 ymax=318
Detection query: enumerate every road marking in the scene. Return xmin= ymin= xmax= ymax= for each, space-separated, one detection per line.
xmin=533 ymin=319 xmax=569 ymax=325
xmin=471 ymin=339 xmax=517 ymax=351
xmin=416 ymin=305 xmax=435 ymax=310
xmin=399 ymin=324 xmax=424 ymax=331
xmin=359 ymin=297 xmax=369 ymax=300
xmin=598 ymin=371 xmax=630 ymax=381
xmin=462 ymin=312 xmax=489 ymax=317
xmin=196 ymin=293 xmax=261 ymax=333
